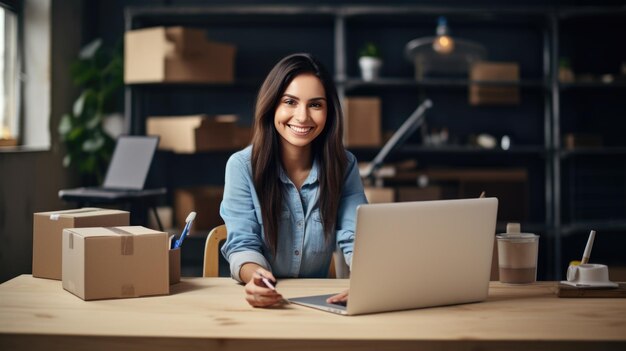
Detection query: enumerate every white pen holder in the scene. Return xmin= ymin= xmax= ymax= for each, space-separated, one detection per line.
xmin=561 ymin=263 xmax=618 ymax=288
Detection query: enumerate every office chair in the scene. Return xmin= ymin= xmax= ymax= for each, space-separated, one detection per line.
xmin=202 ymin=224 xmax=337 ymax=278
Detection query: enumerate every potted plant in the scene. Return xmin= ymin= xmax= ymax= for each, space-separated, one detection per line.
xmin=58 ymin=39 xmax=123 ymax=186
xmin=358 ymin=42 xmax=382 ymax=81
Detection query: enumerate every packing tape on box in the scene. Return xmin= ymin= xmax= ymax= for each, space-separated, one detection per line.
xmin=50 ymin=208 xmax=101 ymax=220
xmin=106 ymin=227 xmax=134 ymax=255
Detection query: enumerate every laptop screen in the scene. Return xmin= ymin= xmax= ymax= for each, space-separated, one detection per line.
xmin=102 ymin=136 xmax=159 ymax=190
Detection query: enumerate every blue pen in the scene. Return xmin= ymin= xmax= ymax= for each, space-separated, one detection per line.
xmin=173 ymin=211 xmax=196 ymax=249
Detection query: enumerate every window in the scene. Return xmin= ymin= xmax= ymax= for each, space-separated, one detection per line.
xmin=0 ymin=2 xmax=19 ymax=147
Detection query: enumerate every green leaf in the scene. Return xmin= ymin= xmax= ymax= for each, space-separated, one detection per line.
xmin=360 ymin=42 xmax=380 ymax=58
xmin=67 ymin=126 xmax=84 ymax=141
xmin=82 ymin=134 xmax=104 ymax=152
xmin=73 ymin=92 xmax=87 ymax=117
xmin=73 ymin=66 xmax=100 ymax=87
xmin=79 ymin=39 xmax=102 ymax=60
xmin=86 ymin=113 xmax=102 ymax=130
xmin=58 ymin=114 xmax=73 ymax=136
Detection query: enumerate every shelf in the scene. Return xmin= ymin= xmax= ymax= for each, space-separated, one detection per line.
xmin=559 ymin=81 xmax=626 ymax=90
xmin=157 ymin=149 xmax=240 ymax=156
xmin=122 ymin=3 xmax=626 ymax=282
xmin=340 ymin=78 xmax=545 ymax=90
xmin=127 ymin=79 xmax=262 ymax=89
xmin=560 ymin=147 xmax=626 ymax=158
xmin=128 ymin=78 xmax=548 ymax=90
xmin=126 ymin=5 xmax=336 ymax=26
xmin=401 ymin=145 xmax=546 ymax=155
xmin=350 ymin=145 xmax=546 ymax=156
xmin=560 ymin=220 xmax=626 ymax=236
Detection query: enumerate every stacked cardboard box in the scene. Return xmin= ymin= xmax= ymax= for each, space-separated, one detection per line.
xmin=395 ymin=186 xmax=443 ymax=202
xmin=62 ymin=226 xmax=170 ymax=300
xmin=124 ymin=26 xmax=236 ymax=84
xmin=175 ymin=186 xmax=224 ymax=230
xmin=364 ymin=186 xmax=395 ymax=204
xmin=343 ymin=97 xmax=382 ymax=147
xmin=563 ymin=133 xmax=603 ymax=149
xmin=147 ymin=114 xmax=239 ymax=153
xmin=469 ymin=62 xmax=520 ymax=105
xmin=32 ymin=208 xmax=129 ymax=280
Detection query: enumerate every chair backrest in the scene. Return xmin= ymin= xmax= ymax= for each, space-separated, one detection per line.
xmin=202 ymin=224 xmax=337 ymax=278
xmin=203 ymin=224 xmax=227 ymax=277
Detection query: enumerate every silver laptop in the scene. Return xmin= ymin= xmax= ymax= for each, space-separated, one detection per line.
xmin=289 ymin=197 xmax=498 ymax=315
xmin=58 ymin=135 xmax=159 ymax=199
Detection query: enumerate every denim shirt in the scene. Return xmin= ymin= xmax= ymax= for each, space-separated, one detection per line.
xmin=220 ymin=146 xmax=367 ymax=282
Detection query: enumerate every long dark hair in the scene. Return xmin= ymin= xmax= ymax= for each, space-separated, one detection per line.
xmin=251 ymin=53 xmax=347 ymax=254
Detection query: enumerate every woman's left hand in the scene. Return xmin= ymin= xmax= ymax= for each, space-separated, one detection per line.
xmin=326 ymin=289 xmax=348 ymax=304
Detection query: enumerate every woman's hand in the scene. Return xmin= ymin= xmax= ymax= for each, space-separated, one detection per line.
xmin=244 ymin=268 xmax=284 ymax=307
xmin=326 ymin=289 xmax=349 ymax=304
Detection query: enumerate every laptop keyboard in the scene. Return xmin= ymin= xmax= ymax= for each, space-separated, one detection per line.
xmin=330 ymin=300 xmax=347 ymax=307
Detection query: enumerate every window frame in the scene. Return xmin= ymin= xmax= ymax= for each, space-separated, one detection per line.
xmin=0 ymin=0 xmax=22 ymax=146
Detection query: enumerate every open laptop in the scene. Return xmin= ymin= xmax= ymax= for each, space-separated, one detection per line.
xmin=289 ymin=197 xmax=498 ymax=315
xmin=58 ymin=135 xmax=160 ymax=200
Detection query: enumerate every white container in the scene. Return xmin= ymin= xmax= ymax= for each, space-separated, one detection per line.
xmin=359 ymin=56 xmax=382 ymax=81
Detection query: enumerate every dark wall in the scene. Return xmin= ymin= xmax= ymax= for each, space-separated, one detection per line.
xmin=0 ymin=0 xmax=83 ymax=283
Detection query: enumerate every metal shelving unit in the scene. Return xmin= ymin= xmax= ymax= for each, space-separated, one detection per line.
xmin=124 ymin=5 xmax=625 ymax=280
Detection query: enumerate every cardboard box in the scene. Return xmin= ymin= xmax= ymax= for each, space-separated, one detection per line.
xmin=235 ymin=126 xmax=253 ymax=148
xmin=469 ymin=62 xmax=520 ymax=105
xmin=396 ymin=186 xmax=442 ymax=202
xmin=195 ymin=115 xmax=239 ymax=151
xmin=147 ymin=114 xmax=238 ymax=153
xmin=175 ymin=186 xmax=224 ymax=230
xmin=62 ymin=226 xmax=169 ymax=300
xmin=563 ymin=133 xmax=603 ymax=149
xmin=343 ymin=97 xmax=382 ymax=147
xmin=364 ymin=186 xmax=395 ymax=204
xmin=124 ymin=26 xmax=236 ymax=83
xmin=32 ymin=208 xmax=129 ymax=280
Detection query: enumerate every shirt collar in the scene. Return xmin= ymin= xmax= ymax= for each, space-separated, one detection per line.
xmin=278 ymin=157 xmax=320 ymax=187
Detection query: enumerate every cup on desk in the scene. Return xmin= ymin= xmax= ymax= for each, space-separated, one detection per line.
xmin=496 ymin=233 xmax=539 ymax=284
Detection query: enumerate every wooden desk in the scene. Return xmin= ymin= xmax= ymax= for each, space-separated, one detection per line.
xmin=1 ymin=275 xmax=625 ymax=351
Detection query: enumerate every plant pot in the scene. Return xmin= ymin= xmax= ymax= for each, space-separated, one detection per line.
xmin=359 ymin=56 xmax=382 ymax=81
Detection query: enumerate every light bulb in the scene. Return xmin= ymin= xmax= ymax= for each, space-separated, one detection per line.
xmin=433 ymin=35 xmax=454 ymax=54
xmin=433 ymin=16 xmax=455 ymax=55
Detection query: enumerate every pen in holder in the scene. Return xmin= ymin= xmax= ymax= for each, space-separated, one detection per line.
xmin=560 ymin=230 xmax=618 ymax=288
xmin=173 ymin=211 xmax=196 ymax=249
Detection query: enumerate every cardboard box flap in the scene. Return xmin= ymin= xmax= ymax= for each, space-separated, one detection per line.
xmin=66 ymin=226 xmax=165 ymax=238
xmin=36 ymin=208 xmax=127 ymax=220
xmin=37 ymin=207 xmax=101 ymax=217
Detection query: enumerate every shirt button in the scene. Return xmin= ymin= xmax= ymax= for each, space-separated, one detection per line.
xmin=295 ymin=250 xmax=300 ymax=256
xmin=297 ymin=220 xmax=303 ymax=228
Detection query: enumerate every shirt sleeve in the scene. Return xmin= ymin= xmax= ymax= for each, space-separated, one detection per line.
xmin=220 ymin=152 xmax=271 ymax=282
xmin=335 ymin=151 xmax=368 ymax=268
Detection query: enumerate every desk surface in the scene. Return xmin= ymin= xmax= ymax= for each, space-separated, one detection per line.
xmin=1 ymin=275 xmax=625 ymax=351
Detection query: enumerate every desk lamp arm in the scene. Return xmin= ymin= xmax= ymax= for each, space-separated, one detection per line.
xmin=360 ymin=99 xmax=433 ymax=182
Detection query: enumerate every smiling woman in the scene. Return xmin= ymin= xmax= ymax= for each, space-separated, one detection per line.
xmin=219 ymin=53 xmax=368 ymax=308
